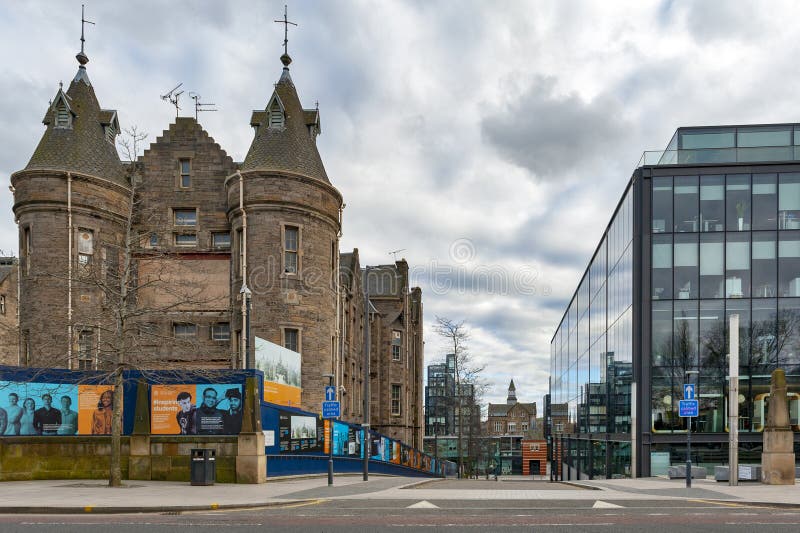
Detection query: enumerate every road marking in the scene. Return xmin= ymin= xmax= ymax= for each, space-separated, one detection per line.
xmin=593 ymin=501 xmax=624 ymax=509
xmin=407 ymin=500 xmax=440 ymax=509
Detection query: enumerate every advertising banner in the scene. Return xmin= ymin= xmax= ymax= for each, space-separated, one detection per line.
xmin=255 ymin=336 xmax=301 ymax=408
xmin=151 ymin=384 xmax=243 ymax=435
xmin=78 ymin=385 xmax=116 ymax=435
xmin=0 ymin=381 xmax=118 ymax=436
xmin=281 ymin=411 xmax=324 ymax=453
xmin=382 ymin=437 xmax=391 ymax=463
xmin=369 ymin=431 xmax=383 ymax=461
xmin=391 ymin=441 xmax=401 ymax=464
xmin=0 ymin=381 xmax=80 ymax=435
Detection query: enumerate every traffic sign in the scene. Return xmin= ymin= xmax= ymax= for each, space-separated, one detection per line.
xmin=683 ymin=383 xmax=696 ymax=400
xmin=679 ymin=399 xmax=698 ymax=417
xmin=322 ymin=401 xmax=340 ymax=418
xmin=325 ymin=386 xmax=336 ymax=402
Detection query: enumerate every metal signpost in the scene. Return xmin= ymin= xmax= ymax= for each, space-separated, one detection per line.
xmin=322 ymin=376 xmax=338 ymax=486
xmin=680 ymin=371 xmax=699 ymax=488
xmin=729 ymin=314 xmax=740 ymax=486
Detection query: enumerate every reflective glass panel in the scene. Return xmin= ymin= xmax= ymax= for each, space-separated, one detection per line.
xmin=652 ymin=301 xmax=672 ymax=367
xmin=699 ymin=233 xmax=724 ymax=298
xmin=779 ymin=173 xmax=800 ymax=229
xmin=653 ymin=177 xmax=672 ymax=233
xmin=652 ymin=234 xmax=672 ymax=300
xmin=674 ymin=176 xmax=699 ymax=232
xmin=778 ymin=231 xmax=800 ymax=297
xmin=752 ymin=232 xmax=777 ymax=298
xmin=699 ymin=175 xmax=725 ymax=232
xmin=726 ymin=233 xmax=750 ymax=298
xmin=752 ymin=174 xmax=777 ymax=230
xmin=726 ymin=174 xmax=751 ymax=231
xmin=673 ymin=300 xmax=698 ymax=369
xmin=674 ymin=233 xmax=698 ymax=299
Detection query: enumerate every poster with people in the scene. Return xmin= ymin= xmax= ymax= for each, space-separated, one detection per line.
xmin=150 ymin=384 xmax=243 ymax=435
xmin=0 ymin=381 xmax=109 ymax=436
xmin=78 ymin=385 xmax=117 ymax=435
xmin=254 ymin=336 xmax=301 ymax=407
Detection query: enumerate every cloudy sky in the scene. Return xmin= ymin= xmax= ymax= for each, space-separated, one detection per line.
xmin=2 ymin=0 xmax=800 ymax=409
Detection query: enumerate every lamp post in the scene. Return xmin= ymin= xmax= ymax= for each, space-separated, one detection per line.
xmin=239 ymin=284 xmax=252 ymax=369
xmin=362 ymin=265 xmax=371 ymax=481
xmin=685 ymin=369 xmax=699 ymax=489
xmin=323 ymin=373 xmax=335 ymax=486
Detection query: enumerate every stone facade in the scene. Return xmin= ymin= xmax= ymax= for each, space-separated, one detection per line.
xmin=486 ymin=380 xmax=537 ymax=438
xmin=0 ymin=258 xmax=18 ymax=365
xmin=367 ymin=262 xmax=425 ymax=449
xmin=6 ymin=46 xmax=424 ymax=434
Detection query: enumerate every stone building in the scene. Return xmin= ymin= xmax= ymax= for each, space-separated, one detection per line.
xmin=6 ymin=32 xmax=424 ymax=434
xmin=486 ymin=380 xmax=537 ymax=437
xmin=365 ymin=261 xmax=424 ymax=448
xmin=0 ymin=258 xmax=18 ymax=365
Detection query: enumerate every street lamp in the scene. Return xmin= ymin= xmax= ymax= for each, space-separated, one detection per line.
xmin=323 ymin=373 xmax=335 ymax=486
xmin=685 ymin=369 xmax=699 ymax=489
xmin=362 ymin=266 xmax=371 ymax=482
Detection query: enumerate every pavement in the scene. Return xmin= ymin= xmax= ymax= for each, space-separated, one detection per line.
xmin=0 ymin=474 xmax=799 ymax=513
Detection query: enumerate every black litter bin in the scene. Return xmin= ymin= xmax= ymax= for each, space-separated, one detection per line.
xmin=190 ymin=448 xmax=216 ymax=486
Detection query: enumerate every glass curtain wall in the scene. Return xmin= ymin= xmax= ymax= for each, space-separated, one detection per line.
xmin=651 ymin=172 xmax=800 ymax=435
xmin=551 ymin=183 xmax=633 ymax=477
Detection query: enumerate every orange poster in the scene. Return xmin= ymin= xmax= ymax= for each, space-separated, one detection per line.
xmin=264 ymin=381 xmax=302 ymax=407
xmin=151 ymin=384 xmax=190 ymax=435
xmin=77 ymin=385 xmax=116 ymax=435
xmin=324 ymin=419 xmax=331 ymax=454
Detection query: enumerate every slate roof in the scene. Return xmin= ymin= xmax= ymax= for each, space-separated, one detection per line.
xmin=26 ymin=66 xmax=125 ymax=185
xmin=487 ymin=402 xmax=535 ymax=417
xmin=0 ymin=257 xmax=15 ymax=285
xmin=363 ymin=264 xmax=402 ymax=297
xmin=242 ymin=61 xmax=329 ymax=183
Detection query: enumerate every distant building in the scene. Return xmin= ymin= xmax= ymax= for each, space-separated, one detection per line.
xmin=483 ymin=379 xmax=537 ymax=475
xmin=486 ymin=380 xmax=537 ymax=436
xmin=423 ymin=353 xmax=481 ymax=463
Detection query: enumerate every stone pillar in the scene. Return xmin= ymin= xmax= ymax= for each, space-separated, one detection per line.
xmin=236 ymin=376 xmax=266 ymax=483
xmin=761 ymin=369 xmax=795 ymax=485
xmin=128 ymin=379 xmax=152 ymax=480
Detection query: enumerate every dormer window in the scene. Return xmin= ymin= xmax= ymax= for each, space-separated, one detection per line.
xmin=104 ymin=123 xmax=117 ymax=144
xmin=267 ymin=94 xmax=285 ymax=129
xmin=269 ymin=105 xmax=284 ymax=128
xmin=55 ymin=103 xmax=72 ymax=129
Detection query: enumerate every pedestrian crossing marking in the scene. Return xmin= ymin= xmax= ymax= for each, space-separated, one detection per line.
xmin=407 ymin=500 xmax=439 ymax=509
xmin=593 ymin=500 xmax=624 ymax=509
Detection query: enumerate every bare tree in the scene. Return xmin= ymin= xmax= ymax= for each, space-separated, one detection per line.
xmin=433 ymin=316 xmax=486 ymax=478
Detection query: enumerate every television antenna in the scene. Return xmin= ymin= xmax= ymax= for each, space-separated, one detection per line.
xmin=389 ymin=249 xmax=406 ymax=262
xmin=189 ymin=92 xmax=217 ymax=120
xmin=160 ymin=82 xmax=184 ymax=117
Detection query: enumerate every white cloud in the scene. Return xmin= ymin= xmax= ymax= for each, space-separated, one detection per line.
xmin=3 ymin=0 xmax=800 ymax=410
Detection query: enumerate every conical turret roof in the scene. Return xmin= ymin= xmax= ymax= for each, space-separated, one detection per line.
xmin=242 ymin=56 xmax=329 ymax=183
xmin=26 ymin=64 xmax=125 ymax=185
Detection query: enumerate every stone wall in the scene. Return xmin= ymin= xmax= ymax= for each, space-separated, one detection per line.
xmin=0 ymin=435 xmax=240 ymax=482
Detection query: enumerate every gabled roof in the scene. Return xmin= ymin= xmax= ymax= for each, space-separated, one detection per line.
xmin=26 ymin=65 xmax=125 ymax=185
xmin=42 ymin=88 xmax=74 ymax=124
xmin=487 ymin=402 xmax=535 ymax=418
xmin=241 ymin=58 xmax=329 ymax=183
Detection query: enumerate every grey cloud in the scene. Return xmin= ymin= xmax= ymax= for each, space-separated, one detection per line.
xmin=659 ymin=0 xmax=766 ymax=43
xmin=481 ymin=76 xmax=631 ymax=178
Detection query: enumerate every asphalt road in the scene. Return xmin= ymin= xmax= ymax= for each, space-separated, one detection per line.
xmin=1 ymin=498 xmax=799 ymax=532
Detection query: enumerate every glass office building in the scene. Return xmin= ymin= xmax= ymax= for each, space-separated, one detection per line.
xmin=550 ymin=124 xmax=800 ymax=478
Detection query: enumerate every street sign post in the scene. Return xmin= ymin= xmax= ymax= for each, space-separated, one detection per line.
xmin=323 ymin=401 xmax=340 ymax=419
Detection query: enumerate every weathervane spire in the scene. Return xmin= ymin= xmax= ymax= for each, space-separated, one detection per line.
xmin=76 ymin=4 xmax=95 ymax=66
xmin=274 ymin=4 xmax=297 ymax=67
